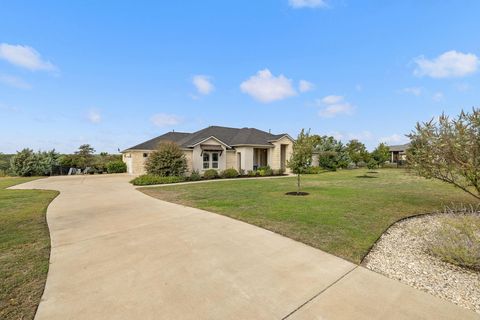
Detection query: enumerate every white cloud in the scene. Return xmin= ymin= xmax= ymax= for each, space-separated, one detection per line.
xmin=432 ymin=91 xmax=444 ymax=102
xmin=318 ymin=95 xmax=355 ymax=118
xmin=413 ymin=50 xmax=479 ymax=78
xmin=151 ymin=113 xmax=181 ymax=127
xmin=402 ymin=87 xmax=422 ymax=96
xmin=0 ymin=43 xmax=57 ymax=71
xmin=87 ymin=109 xmax=101 ymax=124
xmin=320 ymin=95 xmax=343 ymax=104
xmin=192 ymin=75 xmax=214 ymax=95
xmin=289 ymin=0 xmax=327 ymax=9
xmin=298 ymin=80 xmax=314 ymax=92
xmin=379 ymin=134 xmax=408 ymax=145
xmin=240 ymin=69 xmax=297 ymax=103
xmin=0 ymin=74 xmax=31 ymax=89
xmin=355 ymin=84 xmax=363 ymax=92
xmin=328 ymin=130 xmax=373 ymax=142
xmin=455 ymin=83 xmax=470 ymax=92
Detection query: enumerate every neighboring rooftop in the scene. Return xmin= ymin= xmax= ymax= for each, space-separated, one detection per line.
xmin=388 ymin=143 xmax=411 ymax=152
xmin=124 ymin=126 xmax=291 ymax=151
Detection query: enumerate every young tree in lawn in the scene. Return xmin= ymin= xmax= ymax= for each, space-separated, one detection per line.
xmin=346 ymin=139 xmax=368 ymax=167
xmin=407 ymin=108 xmax=480 ymax=200
xmin=371 ymin=143 xmax=390 ymax=167
xmin=145 ymin=141 xmax=187 ymax=176
xmin=288 ymin=129 xmax=314 ymax=194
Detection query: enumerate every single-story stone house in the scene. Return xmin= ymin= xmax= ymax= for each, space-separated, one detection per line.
xmin=388 ymin=143 xmax=410 ymax=163
xmin=122 ymin=126 xmax=294 ymax=175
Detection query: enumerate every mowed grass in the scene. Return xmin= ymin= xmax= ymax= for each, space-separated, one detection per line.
xmin=0 ymin=177 xmax=58 ymax=320
xmin=141 ymin=169 xmax=479 ymax=263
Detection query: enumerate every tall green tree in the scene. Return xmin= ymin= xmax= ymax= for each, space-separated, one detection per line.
xmin=346 ymin=139 xmax=368 ymax=167
xmin=371 ymin=143 xmax=390 ymax=167
xmin=74 ymin=144 xmax=95 ymax=169
xmin=288 ymin=129 xmax=314 ymax=194
xmin=312 ymin=135 xmax=351 ymax=170
xmin=407 ymin=108 xmax=480 ymax=200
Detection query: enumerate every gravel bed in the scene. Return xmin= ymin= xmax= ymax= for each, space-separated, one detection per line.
xmin=363 ymin=213 xmax=480 ymax=314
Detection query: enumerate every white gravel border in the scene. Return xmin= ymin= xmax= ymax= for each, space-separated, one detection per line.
xmin=363 ymin=213 xmax=480 ymax=314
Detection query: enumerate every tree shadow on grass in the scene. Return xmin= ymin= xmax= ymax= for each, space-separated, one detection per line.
xmin=356 ymin=175 xmax=378 ymax=179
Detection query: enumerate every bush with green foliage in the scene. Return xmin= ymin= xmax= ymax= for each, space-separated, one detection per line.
xmin=0 ymin=153 xmax=13 ymax=172
xmin=221 ymin=168 xmax=239 ymax=178
xmin=10 ymin=148 xmax=60 ymax=176
xmin=367 ymin=159 xmax=377 ymax=170
xmin=145 ymin=142 xmax=187 ymax=176
xmin=130 ymin=174 xmax=185 ymax=186
xmin=257 ymin=166 xmax=273 ymax=176
xmin=203 ymin=169 xmax=219 ymax=179
xmin=312 ymin=135 xmax=351 ymax=170
xmin=304 ymin=166 xmax=324 ymax=174
xmin=188 ymin=170 xmax=202 ymax=181
xmin=247 ymin=170 xmax=257 ymax=177
xmin=106 ymin=160 xmax=127 ymax=173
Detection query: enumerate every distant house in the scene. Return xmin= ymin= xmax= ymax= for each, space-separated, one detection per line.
xmin=122 ymin=126 xmax=294 ymax=175
xmin=388 ymin=143 xmax=410 ymax=163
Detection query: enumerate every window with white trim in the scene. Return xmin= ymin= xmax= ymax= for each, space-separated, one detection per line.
xmin=203 ymin=153 xmax=210 ymax=169
xmin=202 ymin=152 xmax=219 ymax=169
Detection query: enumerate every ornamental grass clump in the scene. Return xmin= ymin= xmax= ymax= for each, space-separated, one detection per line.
xmin=426 ymin=213 xmax=480 ymax=271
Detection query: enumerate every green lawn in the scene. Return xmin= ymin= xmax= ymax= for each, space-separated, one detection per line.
xmin=141 ymin=169 xmax=479 ymax=263
xmin=0 ymin=177 xmax=58 ymax=320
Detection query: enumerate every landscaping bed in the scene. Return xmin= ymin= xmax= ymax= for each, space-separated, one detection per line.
xmin=0 ymin=177 xmax=58 ymax=320
xmin=363 ymin=212 xmax=480 ymax=313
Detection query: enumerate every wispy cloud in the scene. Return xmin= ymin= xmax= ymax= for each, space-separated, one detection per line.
xmin=288 ymin=0 xmax=328 ymax=9
xmin=379 ymin=134 xmax=408 ymax=145
xmin=151 ymin=113 xmax=181 ymax=127
xmin=87 ymin=109 xmax=102 ymax=124
xmin=413 ymin=50 xmax=478 ymax=78
xmin=401 ymin=87 xmax=422 ymax=96
xmin=298 ymin=79 xmax=314 ymax=93
xmin=0 ymin=43 xmax=57 ymax=72
xmin=432 ymin=91 xmax=444 ymax=102
xmin=192 ymin=75 xmax=214 ymax=95
xmin=318 ymin=95 xmax=355 ymax=118
xmin=0 ymin=74 xmax=31 ymax=89
xmin=240 ymin=69 xmax=297 ymax=103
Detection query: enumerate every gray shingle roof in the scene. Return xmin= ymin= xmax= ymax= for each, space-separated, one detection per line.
xmin=388 ymin=143 xmax=410 ymax=152
xmin=124 ymin=126 xmax=291 ymax=151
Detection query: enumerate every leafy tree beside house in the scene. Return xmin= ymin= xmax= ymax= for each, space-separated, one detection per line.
xmin=371 ymin=143 xmax=390 ymax=167
xmin=288 ymin=129 xmax=314 ymax=194
xmin=346 ymin=139 xmax=369 ymax=167
xmin=407 ymin=108 xmax=480 ymax=200
xmin=145 ymin=141 xmax=187 ymax=176
xmin=312 ymin=135 xmax=350 ymax=170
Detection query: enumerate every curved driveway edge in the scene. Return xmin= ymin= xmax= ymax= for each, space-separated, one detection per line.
xmin=11 ymin=174 xmax=479 ymax=319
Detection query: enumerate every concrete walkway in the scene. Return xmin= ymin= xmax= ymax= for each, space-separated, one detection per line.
xmin=12 ymin=175 xmax=479 ymax=320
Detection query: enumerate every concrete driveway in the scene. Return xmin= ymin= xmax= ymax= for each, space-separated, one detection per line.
xmin=12 ymin=175 xmax=479 ymax=320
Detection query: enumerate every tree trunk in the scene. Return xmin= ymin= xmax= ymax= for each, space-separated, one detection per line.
xmin=297 ymin=173 xmax=301 ymax=194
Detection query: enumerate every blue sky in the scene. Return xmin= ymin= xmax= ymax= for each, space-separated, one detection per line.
xmin=1 ymin=0 xmax=479 ymax=153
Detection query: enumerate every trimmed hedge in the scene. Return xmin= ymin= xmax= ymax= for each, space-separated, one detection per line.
xmin=221 ymin=168 xmax=239 ymax=178
xmin=203 ymin=169 xmax=219 ymax=179
xmin=106 ymin=160 xmax=127 ymax=173
xmin=131 ymin=175 xmax=185 ymax=186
